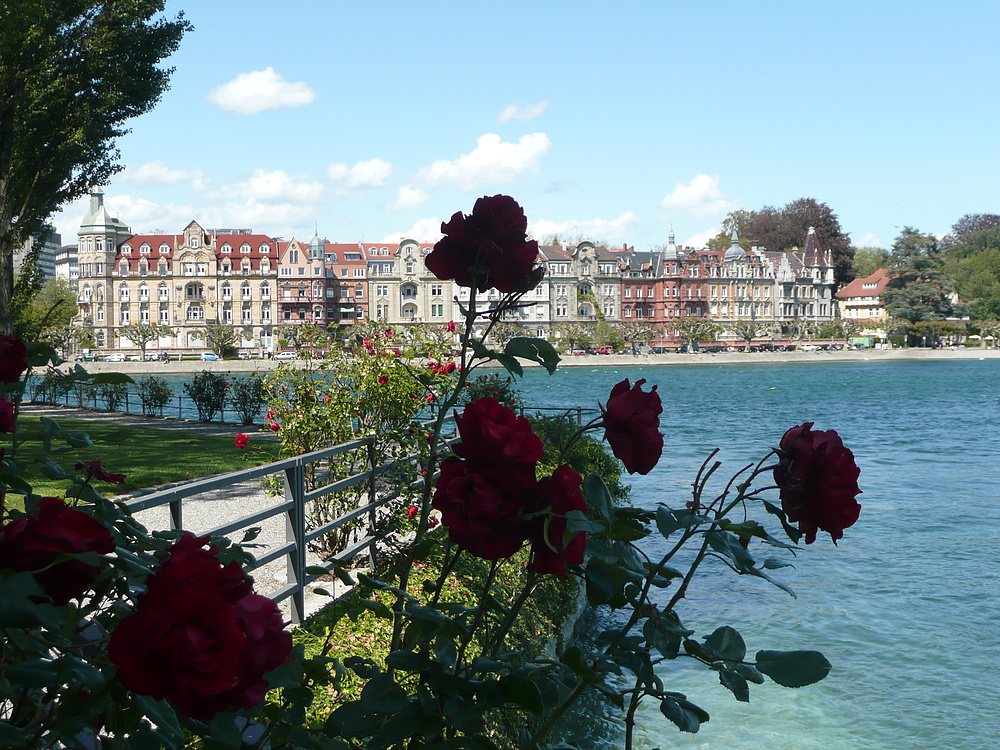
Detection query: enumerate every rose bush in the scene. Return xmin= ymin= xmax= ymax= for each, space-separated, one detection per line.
xmin=109 ymin=533 xmax=291 ymax=721
xmin=528 ymin=463 xmax=587 ymax=577
xmin=0 ymin=496 xmax=115 ymax=605
xmin=602 ymin=377 xmax=664 ymax=474
xmin=774 ymin=422 xmax=863 ymax=544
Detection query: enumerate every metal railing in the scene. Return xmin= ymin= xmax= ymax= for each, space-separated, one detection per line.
xmin=124 ymin=433 xmax=451 ymax=624
xmin=25 ymin=382 xmax=251 ymax=424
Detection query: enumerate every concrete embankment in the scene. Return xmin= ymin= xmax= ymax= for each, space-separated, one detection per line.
xmin=60 ymin=347 xmax=1000 ymax=376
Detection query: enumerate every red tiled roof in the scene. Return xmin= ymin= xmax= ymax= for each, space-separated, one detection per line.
xmin=836 ymin=268 xmax=890 ymax=299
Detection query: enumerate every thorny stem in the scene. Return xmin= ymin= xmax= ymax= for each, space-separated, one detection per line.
xmin=484 ymin=568 xmax=538 ymax=656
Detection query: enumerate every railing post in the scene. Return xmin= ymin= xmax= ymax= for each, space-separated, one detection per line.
xmin=284 ymin=460 xmax=307 ymax=625
xmin=366 ymin=440 xmax=378 ymax=569
xmin=169 ymin=499 xmax=182 ymax=531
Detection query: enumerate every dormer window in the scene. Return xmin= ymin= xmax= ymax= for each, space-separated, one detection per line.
xmin=140 ymin=244 xmax=151 ymax=255
xmin=190 ymin=235 xmax=200 ymax=248
xmin=260 ymin=243 xmax=270 ymax=253
xmin=121 ymin=244 xmax=132 ymax=254
xmin=221 ymin=244 xmax=232 ymax=254
xmin=241 ymin=243 xmax=251 ymax=254
xmin=160 ymin=243 xmax=170 ymax=253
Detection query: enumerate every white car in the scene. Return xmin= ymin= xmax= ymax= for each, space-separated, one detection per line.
xmin=799 ymin=344 xmax=819 ymax=352
xmin=273 ymin=352 xmax=298 ymax=361
xmin=102 ymin=353 xmax=126 ymax=362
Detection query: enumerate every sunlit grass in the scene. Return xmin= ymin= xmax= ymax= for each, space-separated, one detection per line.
xmin=7 ymin=417 xmax=281 ymax=500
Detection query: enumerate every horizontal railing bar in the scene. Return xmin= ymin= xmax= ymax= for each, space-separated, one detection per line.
xmin=125 ymin=437 xmax=375 ymax=512
xmin=249 ymin=541 xmax=297 ymax=570
xmin=304 ymin=472 xmax=369 ymax=503
xmin=205 ymin=500 xmax=296 ymax=538
xmin=304 ymin=491 xmax=400 ymax=542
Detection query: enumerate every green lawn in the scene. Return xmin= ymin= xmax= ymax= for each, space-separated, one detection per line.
xmin=7 ymin=417 xmax=282 ymax=499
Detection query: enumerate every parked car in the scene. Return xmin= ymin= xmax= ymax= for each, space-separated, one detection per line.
xmin=144 ymin=353 xmax=160 ymax=361
xmin=126 ymin=354 xmax=142 ymax=361
xmin=102 ymin=353 xmax=126 ymax=362
xmin=74 ymin=352 xmax=96 ymax=362
xmin=273 ymin=352 xmax=297 ymax=361
xmin=799 ymin=344 xmax=819 ymax=352
xmin=200 ymin=351 xmax=220 ymax=361
xmin=595 ymin=345 xmax=615 ymax=355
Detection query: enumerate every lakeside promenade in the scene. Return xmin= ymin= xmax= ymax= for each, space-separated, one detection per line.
xmin=62 ymin=346 xmax=1000 ymax=376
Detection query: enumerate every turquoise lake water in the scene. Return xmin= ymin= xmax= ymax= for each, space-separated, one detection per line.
xmin=62 ymin=360 xmax=999 ymax=746
xmin=515 ymin=360 xmax=1000 ymax=750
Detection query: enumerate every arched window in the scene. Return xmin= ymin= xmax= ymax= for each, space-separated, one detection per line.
xmin=241 ymin=281 xmax=252 ymax=299
xmin=401 ymin=284 xmax=417 ymax=299
xmin=119 ymin=285 xmax=130 ymax=302
xmin=260 ymin=282 xmax=270 ymax=299
xmin=221 ymin=282 xmax=232 ymax=300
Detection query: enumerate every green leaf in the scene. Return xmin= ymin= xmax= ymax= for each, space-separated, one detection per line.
xmin=707 ymin=530 xmax=756 ymax=573
xmin=0 ymin=721 xmax=25 ymax=746
xmin=386 ymin=651 xmax=427 ymax=672
xmin=6 ymin=659 xmax=58 ymax=688
xmin=713 ymin=666 xmax=751 ymax=702
xmin=492 ymin=351 xmax=524 ymax=378
xmin=500 ymin=674 xmax=544 ymax=715
xmin=703 ymin=626 xmax=746 ymax=662
xmin=763 ymin=499 xmax=802 ymax=544
xmin=583 ymin=473 xmax=616 ymax=521
xmin=63 ymin=431 xmax=93 ymax=449
xmin=659 ymin=694 xmax=710 ymax=733
xmin=504 ymin=337 xmax=560 ymax=375
xmin=360 ymin=674 xmax=408 ymax=714
xmin=642 ymin=610 xmax=693 ymax=659
xmin=360 ymin=598 xmax=393 ymax=620
xmin=90 ymin=373 xmax=135 ymax=385
xmin=38 ymin=459 xmax=72 ymax=480
xmin=755 ymin=650 xmax=831 ymax=687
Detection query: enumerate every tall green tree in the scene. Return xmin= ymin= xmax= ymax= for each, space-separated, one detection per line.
xmin=852 ymin=246 xmax=890 ymax=278
xmin=121 ymin=322 xmax=171 ymax=359
xmin=14 ymin=277 xmax=77 ymax=341
xmin=943 ymin=213 xmax=1000 ymax=248
xmin=0 ymin=1 xmax=190 ymax=332
xmin=728 ymin=319 xmax=774 ymax=349
xmin=882 ymin=228 xmax=959 ymax=322
xmin=723 ymin=198 xmax=855 ymax=284
xmin=616 ymin=320 xmax=658 ymax=353
xmin=201 ymin=323 xmax=241 ymax=358
xmin=551 ymin=321 xmax=594 ymax=352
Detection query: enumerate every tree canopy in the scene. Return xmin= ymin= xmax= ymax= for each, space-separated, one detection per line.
xmin=722 ymin=198 xmax=855 ymax=285
xmin=851 ymin=246 xmax=890 ymax=278
xmin=0 ymin=1 xmax=190 ymax=331
xmin=882 ymin=227 xmax=960 ymax=322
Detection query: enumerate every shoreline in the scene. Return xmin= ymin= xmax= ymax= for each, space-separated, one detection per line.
xmin=59 ymin=347 xmax=1000 ymax=375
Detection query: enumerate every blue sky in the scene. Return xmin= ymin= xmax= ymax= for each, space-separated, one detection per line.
xmin=52 ymin=0 xmax=1000 ymax=252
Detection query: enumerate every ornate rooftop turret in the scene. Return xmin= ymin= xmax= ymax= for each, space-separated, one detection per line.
xmin=724 ymin=230 xmax=746 ymax=262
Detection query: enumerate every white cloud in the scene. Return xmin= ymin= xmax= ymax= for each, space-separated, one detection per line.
xmin=529 ymin=212 xmax=640 ymax=244
xmin=124 ymin=161 xmax=200 ymax=186
xmin=659 ymin=174 xmax=739 ymax=219
xmin=684 ymin=228 xmax=720 ymax=249
xmin=233 ymin=169 xmax=324 ymax=204
xmin=386 ymin=185 xmax=430 ymax=211
xmin=383 ymin=217 xmax=443 ymax=244
xmin=327 ymin=158 xmax=393 ymax=190
xmin=206 ymin=67 xmax=316 ymax=114
xmin=856 ymin=232 xmax=884 ymax=248
xmin=498 ymin=101 xmax=549 ymax=123
xmin=416 ymin=133 xmax=551 ymax=190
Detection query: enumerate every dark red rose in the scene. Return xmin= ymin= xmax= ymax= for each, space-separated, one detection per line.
xmin=603 ymin=379 xmax=663 ymax=475
xmin=109 ymin=534 xmax=290 ymax=720
xmin=0 ymin=335 xmax=28 ymax=383
xmin=0 ymin=497 xmax=115 ymax=605
xmin=447 ymin=320 xmax=456 ymax=333
xmin=425 ymin=195 xmax=540 ymax=293
xmin=773 ymin=423 xmax=862 ymax=545
xmin=529 ymin=464 xmax=587 ymax=577
xmin=432 ymin=457 xmax=534 ymax=559
xmin=148 ymin=533 xmax=253 ymax=603
xmin=0 ymin=398 xmax=13 ymax=433
xmin=452 ymin=397 xmax=543 ymax=466
xmin=235 ymin=433 xmax=249 ymax=449
xmin=75 ymin=459 xmax=126 ymax=485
